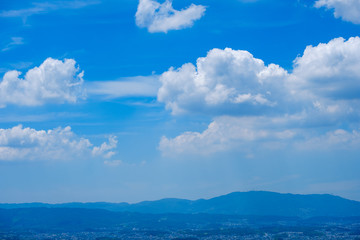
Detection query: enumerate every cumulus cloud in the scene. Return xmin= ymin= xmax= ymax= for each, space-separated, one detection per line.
xmin=0 ymin=125 xmax=117 ymax=161
xmin=160 ymin=115 xmax=360 ymax=156
xmin=135 ymin=0 xmax=206 ymax=33
xmin=291 ymin=36 xmax=360 ymax=126
xmin=158 ymin=37 xmax=360 ymax=155
xmin=158 ymin=37 xmax=360 ymax=116
xmin=315 ymin=0 xmax=360 ymax=24
xmin=92 ymin=136 xmax=118 ymax=158
xmin=158 ymin=48 xmax=289 ymax=115
xmin=0 ymin=58 xmax=85 ymax=107
xmin=159 ymin=116 xmax=297 ymax=156
xmin=292 ymin=37 xmax=360 ymax=100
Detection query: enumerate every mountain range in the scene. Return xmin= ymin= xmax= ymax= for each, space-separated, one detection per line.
xmin=2 ymin=191 xmax=360 ymax=218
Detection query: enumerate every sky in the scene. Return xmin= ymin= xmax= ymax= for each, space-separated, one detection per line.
xmin=0 ymin=0 xmax=360 ymax=203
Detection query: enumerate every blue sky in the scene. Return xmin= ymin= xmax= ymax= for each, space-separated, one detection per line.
xmin=1 ymin=0 xmax=360 ymax=203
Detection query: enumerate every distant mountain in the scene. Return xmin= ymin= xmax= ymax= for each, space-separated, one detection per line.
xmin=2 ymin=191 xmax=360 ymax=218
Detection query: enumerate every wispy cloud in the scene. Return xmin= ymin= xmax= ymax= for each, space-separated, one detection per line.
xmin=87 ymin=75 xmax=160 ymax=99
xmin=0 ymin=112 xmax=88 ymax=123
xmin=1 ymin=37 xmax=24 ymax=52
xmin=239 ymin=0 xmax=259 ymax=2
xmin=0 ymin=1 xmax=100 ymax=20
xmin=104 ymin=160 xmax=123 ymax=167
xmin=9 ymin=61 xmax=33 ymax=69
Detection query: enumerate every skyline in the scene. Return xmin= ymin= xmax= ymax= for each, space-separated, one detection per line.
xmin=1 ymin=0 xmax=360 ymax=203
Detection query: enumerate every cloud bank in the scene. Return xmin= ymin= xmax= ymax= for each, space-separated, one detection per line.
xmin=159 ymin=37 xmax=360 ymax=155
xmin=0 ymin=125 xmax=117 ymax=161
xmin=135 ymin=0 xmax=206 ymax=33
xmin=315 ymin=0 xmax=360 ymax=24
xmin=0 ymin=58 xmax=85 ymax=107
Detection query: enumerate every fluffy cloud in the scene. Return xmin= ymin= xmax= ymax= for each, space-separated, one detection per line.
xmin=92 ymin=136 xmax=118 ymax=158
xmin=291 ymin=36 xmax=360 ymax=126
xmin=158 ymin=37 xmax=360 ymax=155
xmin=292 ymin=37 xmax=360 ymax=100
xmin=135 ymin=0 xmax=206 ymax=33
xmin=158 ymin=48 xmax=289 ymax=115
xmin=315 ymin=0 xmax=360 ymax=24
xmin=0 ymin=58 xmax=85 ymax=107
xmin=158 ymin=37 xmax=360 ymax=116
xmin=160 ymin=115 xmax=360 ymax=156
xmin=0 ymin=125 xmax=117 ymax=161
xmin=159 ymin=116 xmax=297 ymax=155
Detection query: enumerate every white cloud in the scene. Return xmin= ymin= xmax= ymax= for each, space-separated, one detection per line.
xmin=315 ymin=0 xmax=360 ymax=24
xmin=0 ymin=125 xmax=117 ymax=161
xmin=135 ymin=0 xmax=206 ymax=33
xmin=87 ymin=75 xmax=160 ymax=98
xmin=158 ymin=37 xmax=360 ymax=155
xmin=159 ymin=116 xmax=297 ymax=156
xmin=160 ymin=115 xmax=360 ymax=156
xmin=158 ymin=48 xmax=289 ymax=115
xmin=104 ymin=160 xmax=123 ymax=167
xmin=158 ymin=37 xmax=360 ymax=117
xmin=92 ymin=136 xmax=118 ymax=158
xmin=0 ymin=1 xmax=100 ymax=19
xmin=0 ymin=58 xmax=85 ymax=107
xmin=1 ymin=37 xmax=24 ymax=52
xmin=292 ymin=37 xmax=360 ymax=100
xmin=297 ymin=129 xmax=360 ymax=150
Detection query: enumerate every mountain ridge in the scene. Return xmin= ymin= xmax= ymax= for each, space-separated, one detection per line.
xmin=1 ymin=191 xmax=360 ymax=218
